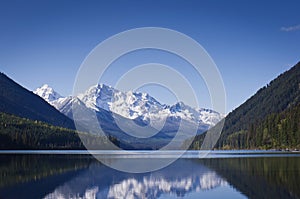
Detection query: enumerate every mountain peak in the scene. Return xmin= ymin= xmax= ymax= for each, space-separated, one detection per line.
xmin=34 ymin=84 xmax=62 ymax=103
xmin=35 ymin=83 xmax=223 ymax=127
xmin=41 ymin=84 xmax=50 ymax=88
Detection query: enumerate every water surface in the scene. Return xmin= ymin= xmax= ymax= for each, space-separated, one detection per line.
xmin=0 ymin=151 xmax=299 ymax=199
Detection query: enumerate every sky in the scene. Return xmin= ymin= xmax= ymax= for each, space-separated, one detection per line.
xmin=0 ymin=0 xmax=300 ymax=113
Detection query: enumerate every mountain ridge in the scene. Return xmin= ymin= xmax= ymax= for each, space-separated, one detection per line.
xmin=34 ymin=83 xmax=223 ymax=149
xmin=190 ymin=61 xmax=300 ymax=150
xmin=34 ymin=83 xmax=223 ymax=128
xmin=0 ymin=73 xmax=75 ymax=129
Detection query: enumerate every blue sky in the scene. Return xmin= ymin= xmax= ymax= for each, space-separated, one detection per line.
xmin=0 ymin=0 xmax=300 ymax=113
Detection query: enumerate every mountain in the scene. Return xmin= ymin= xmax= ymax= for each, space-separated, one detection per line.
xmin=35 ymin=84 xmax=222 ymax=127
xmin=190 ymin=61 xmax=300 ymax=150
xmin=34 ymin=84 xmax=62 ymax=103
xmin=34 ymin=84 xmax=222 ymax=137
xmin=0 ymin=73 xmax=75 ymax=129
xmin=35 ymin=83 xmax=223 ymax=149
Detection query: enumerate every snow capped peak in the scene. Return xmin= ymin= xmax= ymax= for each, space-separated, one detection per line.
xmin=77 ymin=83 xmax=116 ymax=111
xmin=41 ymin=84 xmax=50 ymax=88
xmin=169 ymin=101 xmax=186 ymax=112
xmin=34 ymin=84 xmax=62 ymax=103
xmin=75 ymin=83 xmax=165 ymax=119
xmin=35 ymin=83 xmax=224 ymax=128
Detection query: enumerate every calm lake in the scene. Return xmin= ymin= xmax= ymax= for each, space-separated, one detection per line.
xmin=0 ymin=150 xmax=299 ymax=199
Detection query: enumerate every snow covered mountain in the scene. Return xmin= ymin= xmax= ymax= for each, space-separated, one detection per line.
xmin=34 ymin=84 xmax=62 ymax=103
xmin=34 ymin=84 xmax=223 ymax=148
xmin=34 ymin=84 xmax=223 ymax=127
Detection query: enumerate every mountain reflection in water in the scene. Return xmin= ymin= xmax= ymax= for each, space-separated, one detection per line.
xmin=43 ymin=159 xmax=228 ymax=199
xmin=0 ymin=152 xmax=299 ymax=199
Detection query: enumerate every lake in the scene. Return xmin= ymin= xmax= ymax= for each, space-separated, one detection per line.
xmin=0 ymin=150 xmax=299 ymax=199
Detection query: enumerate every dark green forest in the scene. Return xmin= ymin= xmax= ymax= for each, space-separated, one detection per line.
xmin=221 ymin=103 xmax=300 ymax=149
xmin=0 ymin=112 xmax=113 ymax=149
xmin=190 ymin=62 xmax=300 ymax=150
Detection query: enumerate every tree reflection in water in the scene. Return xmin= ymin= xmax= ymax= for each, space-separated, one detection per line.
xmin=0 ymin=154 xmax=299 ymax=199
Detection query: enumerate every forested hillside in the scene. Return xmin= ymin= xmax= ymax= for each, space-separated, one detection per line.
xmin=0 ymin=73 xmax=75 ymax=129
xmin=190 ymin=62 xmax=300 ymax=150
xmin=223 ymin=103 xmax=300 ymax=149
xmin=0 ymin=112 xmax=110 ymax=149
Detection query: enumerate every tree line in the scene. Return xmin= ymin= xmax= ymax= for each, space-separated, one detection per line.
xmin=0 ymin=112 xmax=118 ymax=149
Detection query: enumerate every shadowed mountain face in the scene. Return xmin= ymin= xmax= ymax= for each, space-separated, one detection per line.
xmin=0 ymin=73 xmax=75 ymax=129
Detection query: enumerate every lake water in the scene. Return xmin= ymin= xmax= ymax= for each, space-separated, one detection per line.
xmin=0 ymin=150 xmax=299 ymax=199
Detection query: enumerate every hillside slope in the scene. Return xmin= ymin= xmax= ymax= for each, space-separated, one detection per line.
xmin=190 ymin=61 xmax=300 ymax=149
xmin=0 ymin=112 xmax=114 ymax=149
xmin=0 ymin=73 xmax=75 ymax=129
